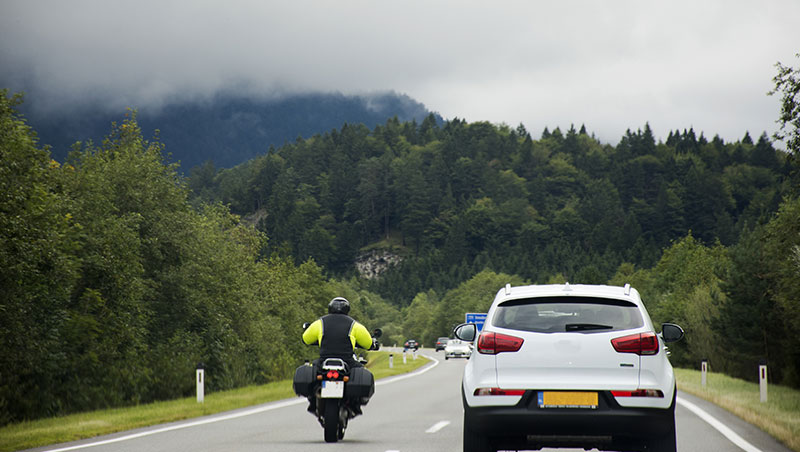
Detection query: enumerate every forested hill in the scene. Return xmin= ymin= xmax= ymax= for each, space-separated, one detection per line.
xmin=191 ymin=116 xmax=800 ymax=388
xmin=191 ymin=118 xmax=790 ymax=303
xmin=19 ymin=91 xmax=441 ymax=169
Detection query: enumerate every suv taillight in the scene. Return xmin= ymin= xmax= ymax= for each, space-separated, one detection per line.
xmin=474 ymin=388 xmax=526 ymax=396
xmin=477 ymin=331 xmax=523 ymax=354
xmin=611 ymin=332 xmax=659 ymax=355
xmin=611 ymin=389 xmax=664 ymax=398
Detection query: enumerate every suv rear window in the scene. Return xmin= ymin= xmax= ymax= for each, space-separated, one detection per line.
xmin=492 ymin=296 xmax=643 ymax=333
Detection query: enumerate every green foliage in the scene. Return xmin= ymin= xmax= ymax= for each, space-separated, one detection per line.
xmin=0 ymin=91 xmax=79 ymax=424
xmin=717 ymin=197 xmax=800 ymax=386
xmin=770 ymin=53 xmax=800 ymax=186
xmin=0 ymin=98 xmax=344 ymax=424
xmin=192 ymin=110 xmax=789 ymax=303
xmin=402 ymin=291 xmax=438 ymax=346
xmin=765 ymin=198 xmax=800 ymax=371
xmin=632 ymin=235 xmax=730 ymax=368
xmin=184 ymin=108 xmax=797 ymax=390
xmin=4 ymin=67 xmax=800 ymax=429
xmin=421 ymin=270 xmax=527 ymax=346
xmin=617 ymin=218 xmax=799 ymax=387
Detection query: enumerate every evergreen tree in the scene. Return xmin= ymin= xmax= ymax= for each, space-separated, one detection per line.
xmin=769 ymin=53 xmax=800 ymax=189
xmin=0 ymin=91 xmax=78 ymax=422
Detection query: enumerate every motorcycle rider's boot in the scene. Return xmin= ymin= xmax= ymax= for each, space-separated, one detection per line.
xmin=306 ymin=396 xmax=316 ymax=414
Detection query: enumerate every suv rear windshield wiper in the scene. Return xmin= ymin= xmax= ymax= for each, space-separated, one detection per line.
xmin=565 ymin=323 xmax=614 ymax=331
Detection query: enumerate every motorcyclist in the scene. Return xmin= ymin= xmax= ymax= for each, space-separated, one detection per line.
xmin=302 ymin=297 xmax=376 ymax=414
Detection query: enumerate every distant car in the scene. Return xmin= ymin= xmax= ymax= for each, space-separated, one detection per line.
xmin=403 ymin=339 xmax=419 ymax=351
xmin=435 ymin=337 xmax=450 ymax=351
xmin=444 ymin=339 xmax=472 ymax=360
xmin=453 ymin=283 xmax=685 ymax=452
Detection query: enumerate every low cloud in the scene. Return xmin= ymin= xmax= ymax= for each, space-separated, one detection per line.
xmin=2 ymin=0 xmax=799 ymax=144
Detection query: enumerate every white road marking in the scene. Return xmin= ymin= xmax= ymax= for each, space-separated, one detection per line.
xmin=677 ymin=396 xmax=764 ymax=452
xmin=426 ymin=420 xmax=450 ymax=433
xmin=42 ymin=398 xmax=305 ymax=452
xmin=43 ymin=353 xmax=440 ymax=451
xmin=376 ymin=354 xmax=440 ymax=386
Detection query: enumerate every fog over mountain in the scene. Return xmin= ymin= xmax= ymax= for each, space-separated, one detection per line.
xmin=3 ymin=1 xmax=799 ymax=149
xmin=19 ymin=91 xmax=441 ymax=169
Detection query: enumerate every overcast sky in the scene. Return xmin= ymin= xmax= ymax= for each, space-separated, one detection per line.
xmin=2 ymin=0 xmax=799 ymax=146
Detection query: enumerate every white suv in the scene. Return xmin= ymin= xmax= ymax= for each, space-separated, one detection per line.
xmin=453 ymin=283 xmax=684 ymax=452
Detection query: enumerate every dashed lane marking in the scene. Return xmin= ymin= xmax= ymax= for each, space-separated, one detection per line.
xmin=426 ymin=420 xmax=450 ymax=433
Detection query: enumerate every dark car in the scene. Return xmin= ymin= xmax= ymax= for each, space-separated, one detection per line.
xmin=403 ymin=339 xmax=420 ymax=351
xmin=435 ymin=337 xmax=449 ymax=351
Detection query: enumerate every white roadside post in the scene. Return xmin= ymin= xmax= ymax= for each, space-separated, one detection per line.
xmin=413 ymin=349 xmax=417 ymax=360
xmin=701 ymin=359 xmax=708 ymax=388
xmin=759 ymin=361 xmax=768 ymax=403
xmin=403 ymin=351 xmax=407 ymax=364
xmin=196 ymin=363 xmax=205 ymax=403
xmin=389 ymin=354 xmax=393 ymax=369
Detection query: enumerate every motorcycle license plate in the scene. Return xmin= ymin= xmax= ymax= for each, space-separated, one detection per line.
xmin=321 ymin=380 xmax=344 ymax=398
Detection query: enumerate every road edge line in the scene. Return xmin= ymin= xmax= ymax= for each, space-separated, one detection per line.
xmin=676 ymin=396 xmax=763 ymax=452
xmin=42 ymin=354 xmax=441 ymax=451
xmin=376 ymin=353 xmax=440 ymax=386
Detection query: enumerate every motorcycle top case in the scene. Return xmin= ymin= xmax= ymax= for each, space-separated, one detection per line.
xmin=293 ymin=363 xmax=315 ymax=397
xmin=344 ymin=366 xmax=374 ymax=399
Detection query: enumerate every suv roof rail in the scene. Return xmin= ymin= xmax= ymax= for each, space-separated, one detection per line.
xmin=624 ymin=283 xmax=631 ymax=295
xmin=505 ymin=283 xmax=512 ymax=295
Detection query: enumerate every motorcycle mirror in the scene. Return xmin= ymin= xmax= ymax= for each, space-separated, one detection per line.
xmin=372 ymin=328 xmax=383 ymax=338
xmin=302 ymin=322 xmax=311 ymax=330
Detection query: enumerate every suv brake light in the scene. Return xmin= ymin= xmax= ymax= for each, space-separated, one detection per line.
xmin=474 ymin=388 xmax=526 ymax=396
xmin=611 ymin=389 xmax=664 ymax=398
xmin=477 ymin=331 xmax=524 ymax=354
xmin=611 ymin=332 xmax=659 ymax=355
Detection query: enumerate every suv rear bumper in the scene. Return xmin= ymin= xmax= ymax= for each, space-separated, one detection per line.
xmin=463 ymin=389 xmax=675 ymax=448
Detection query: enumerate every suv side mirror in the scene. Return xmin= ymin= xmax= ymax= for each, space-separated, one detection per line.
xmin=661 ymin=323 xmax=684 ymax=343
xmin=453 ymin=323 xmax=477 ymax=342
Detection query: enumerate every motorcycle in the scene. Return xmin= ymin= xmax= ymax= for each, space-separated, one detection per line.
xmin=293 ymin=327 xmax=382 ymax=443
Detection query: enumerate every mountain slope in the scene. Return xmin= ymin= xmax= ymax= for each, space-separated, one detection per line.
xmin=21 ymin=91 xmax=442 ymax=169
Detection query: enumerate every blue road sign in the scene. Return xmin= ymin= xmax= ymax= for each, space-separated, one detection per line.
xmin=465 ymin=312 xmax=488 ymax=332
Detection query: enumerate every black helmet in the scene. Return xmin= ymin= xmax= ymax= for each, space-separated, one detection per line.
xmin=328 ymin=297 xmax=350 ymax=314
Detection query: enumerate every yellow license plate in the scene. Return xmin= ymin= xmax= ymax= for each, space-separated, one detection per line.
xmin=538 ymin=391 xmax=598 ymax=408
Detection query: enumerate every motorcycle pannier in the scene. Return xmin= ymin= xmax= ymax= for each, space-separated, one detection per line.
xmin=293 ymin=363 xmax=315 ymax=397
xmin=344 ymin=366 xmax=374 ymax=399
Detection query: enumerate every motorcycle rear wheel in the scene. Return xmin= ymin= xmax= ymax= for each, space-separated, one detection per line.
xmin=323 ymin=399 xmax=340 ymax=443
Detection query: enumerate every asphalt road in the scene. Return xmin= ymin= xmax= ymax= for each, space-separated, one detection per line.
xmin=30 ymin=349 xmax=792 ymax=452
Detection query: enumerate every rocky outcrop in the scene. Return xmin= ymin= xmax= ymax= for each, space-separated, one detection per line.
xmin=355 ymin=249 xmax=403 ymax=280
xmin=242 ymin=208 xmax=268 ymax=228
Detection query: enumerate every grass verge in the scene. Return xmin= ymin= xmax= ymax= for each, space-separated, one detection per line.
xmin=0 ymin=351 xmax=429 ymax=452
xmin=675 ymin=367 xmax=800 ymax=452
